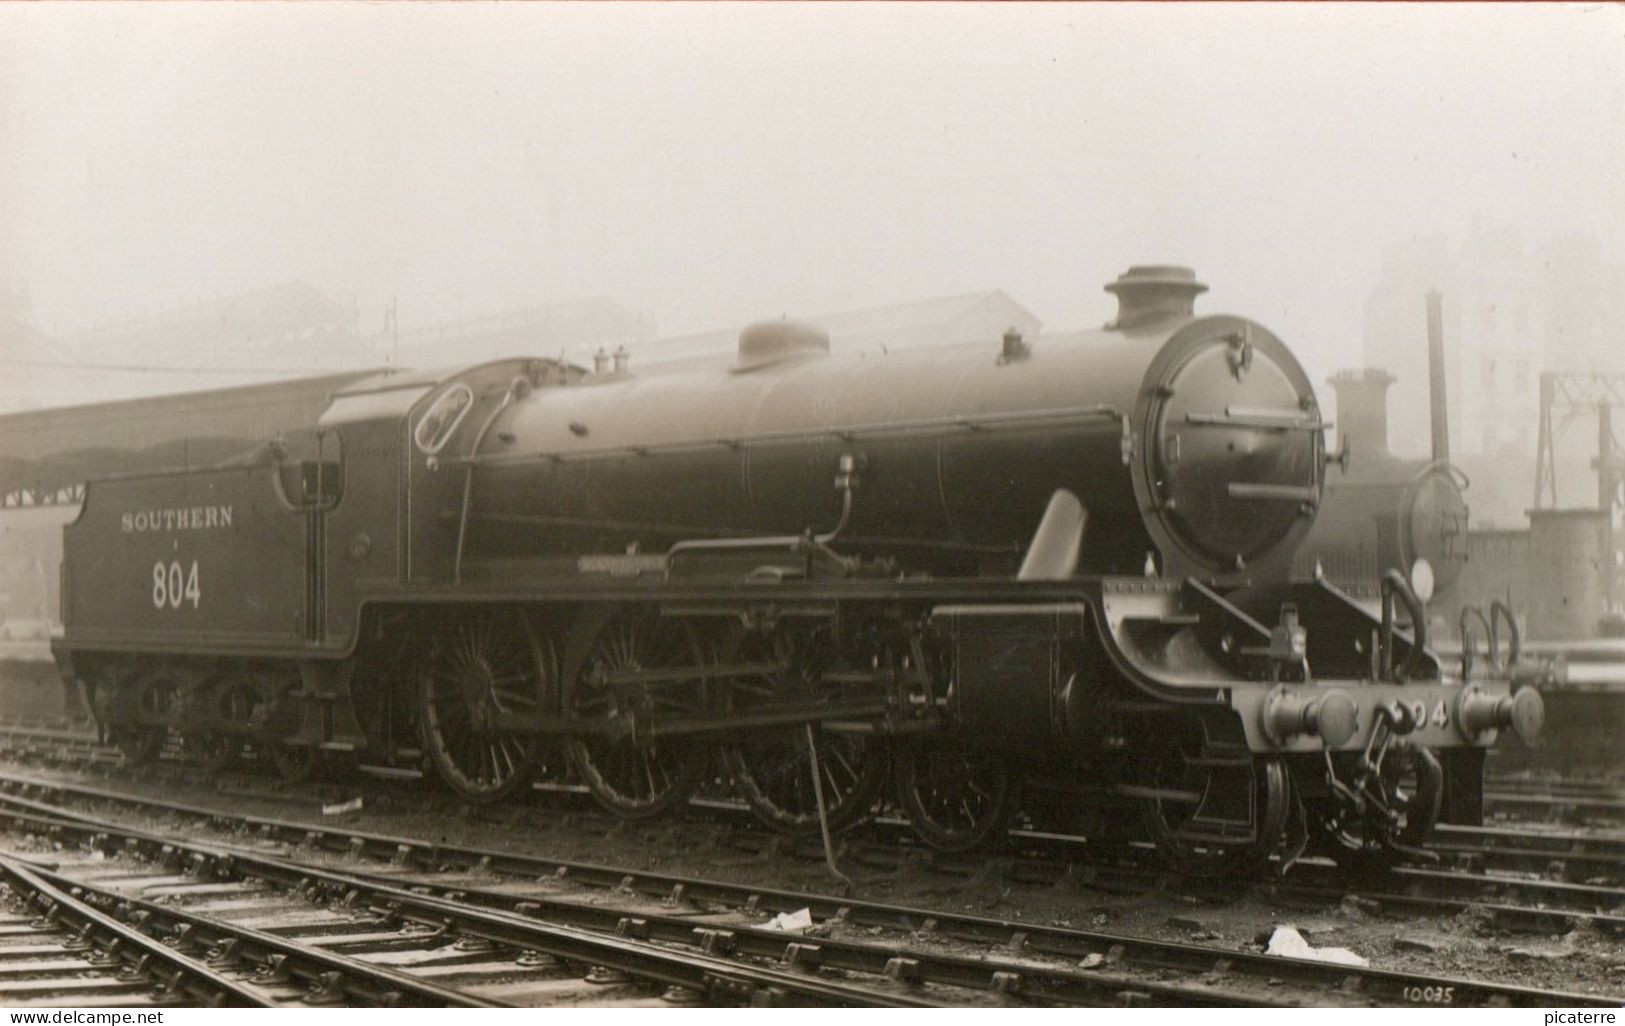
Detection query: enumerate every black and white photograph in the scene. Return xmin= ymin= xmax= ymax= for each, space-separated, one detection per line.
xmin=0 ymin=1 xmax=1620 ymax=1013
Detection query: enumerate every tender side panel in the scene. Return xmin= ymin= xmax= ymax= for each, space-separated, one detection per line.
xmin=62 ymin=467 xmax=309 ymax=651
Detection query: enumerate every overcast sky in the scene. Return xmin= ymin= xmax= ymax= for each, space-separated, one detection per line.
xmin=1 ymin=2 xmax=1621 ymax=382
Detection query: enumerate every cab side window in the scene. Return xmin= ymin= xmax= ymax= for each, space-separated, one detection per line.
xmin=413 ymin=384 xmax=474 ymax=456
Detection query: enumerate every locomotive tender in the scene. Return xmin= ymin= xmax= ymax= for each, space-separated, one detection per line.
xmin=52 ymin=267 xmax=1544 ymax=869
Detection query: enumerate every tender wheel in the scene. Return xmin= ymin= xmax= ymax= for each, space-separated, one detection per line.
xmin=418 ymin=608 xmax=555 ymax=803
xmin=894 ymin=743 xmax=1015 ymax=853
xmin=564 ymin=607 xmax=707 ymax=819
xmin=719 ymin=629 xmax=889 ymax=835
xmin=186 ymin=733 xmax=237 ymax=772
xmin=186 ymin=676 xmax=256 ymax=772
xmin=117 ymin=728 xmax=166 ymax=764
xmin=115 ymin=672 xmax=174 ymax=764
xmin=234 ymin=670 xmax=315 ymax=783
xmin=268 ymin=742 xmax=317 ymax=784
xmin=1135 ymin=728 xmax=1289 ymax=877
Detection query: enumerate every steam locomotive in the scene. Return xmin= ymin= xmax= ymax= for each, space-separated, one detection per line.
xmin=1296 ymin=363 xmax=1471 ymax=600
xmin=51 ymin=266 xmax=1543 ymax=871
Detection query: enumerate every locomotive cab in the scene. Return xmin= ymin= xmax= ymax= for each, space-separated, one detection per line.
xmin=315 ymin=357 xmax=582 ymax=598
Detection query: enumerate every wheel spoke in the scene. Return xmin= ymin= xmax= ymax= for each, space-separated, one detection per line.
xmin=641 ymin=754 xmax=659 ymax=801
xmin=420 ymin=611 xmax=550 ymax=801
xmin=829 ymin=746 xmax=858 ymax=785
xmin=898 ymin=747 xmax=1011 ymax=853
xmin=567 ymin=611 xmax=703 ymax=819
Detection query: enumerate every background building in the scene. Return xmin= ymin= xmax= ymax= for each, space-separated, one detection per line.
xmin=1363 ymin=220 xmax=1623 ymax=524
xmin=380 ymin=296 xmax=654 ymax=370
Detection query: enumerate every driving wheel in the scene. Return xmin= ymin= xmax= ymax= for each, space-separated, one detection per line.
xmin=419 ymin=607 xmax=556 ymax=803
xmin=564 ymin=607 xmax=708 ymax=819
xmin=719 ymin=628 xmax=888 ymax=835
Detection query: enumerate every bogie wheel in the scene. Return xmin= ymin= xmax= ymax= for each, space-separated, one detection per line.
xmin=1316 ymin=747 xmax=1442 ymax=873
xmin=719 ymin=629 xmax=889 ymax=835
xmin=894 ymin=743 xmax=1016 ymax=853
xmin=115 ymin=672 xmax=174 ymax=764
xmin=564 ymin=607 xmax=707 ymax=819
xmin=419 ymin=607 xmax=556 ymax=803
xmin=1136 ymin=729 xmax=1289 ymax=877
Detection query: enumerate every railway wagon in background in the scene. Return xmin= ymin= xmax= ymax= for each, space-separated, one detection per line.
xmin=52 ymin=267 xmax=1543 ymax=871
xmin=0 ymin=506 xmax=78 ymax=720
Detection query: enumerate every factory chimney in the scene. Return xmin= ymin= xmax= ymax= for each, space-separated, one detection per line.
xmin=1426 ymin=289 xmax=1450 ymax=464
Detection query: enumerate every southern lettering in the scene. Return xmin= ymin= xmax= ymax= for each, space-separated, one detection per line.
xmin=121 ymin=505 xmax=234 ymax=533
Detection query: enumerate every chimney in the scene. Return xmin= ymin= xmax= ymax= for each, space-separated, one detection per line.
xmin=1105 ymin=266 xmax=1207 ymax=331
xmin=1426 ymin=289 xmax=1450 ymax=464
xmin=1328 ymin=368 xmax=1396 ymax=462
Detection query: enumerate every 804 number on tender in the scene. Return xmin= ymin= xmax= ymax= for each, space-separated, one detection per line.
xmin=150 ymin=559 xmax=202 ymax=610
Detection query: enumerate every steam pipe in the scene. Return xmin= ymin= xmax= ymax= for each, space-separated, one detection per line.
xmin=1380 ymin=568 xmax=1428 ymax=681
xmin=452 ymin=378 xmax=529 ymax=584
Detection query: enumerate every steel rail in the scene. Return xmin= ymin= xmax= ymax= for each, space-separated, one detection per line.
xmin=0 ymin=801 xmax=1376 ymax=1008
xmin=0 ymin=776 xmax=1615 ymax=1008
xmin=9 ymin=719 xmax=1622 ymax=856
xmin=0 ymin=804 xmax=943 ymax=1008
xmin=1433 ymin=822 xmax=1625 ymax=860
xmin=1483 ymin=790 xmax=1625 ymax=816
xmin=3 ymin=853 xmax=498 ymax=1008
xmin=1424 ymin=836 xmax=1624 ymax=883
xmin=1483 ymin=778 xmax=1625 ymax=800
xmin=0 ymin=853 xmax=270 ymax=1007
xmin=0 ymin=744 xmax=1618 ymax=915
xmin=1281 ymin=860 xmax=1624 ymax=922
xmin=252 ymin=846 xmax=1278 ymax=1007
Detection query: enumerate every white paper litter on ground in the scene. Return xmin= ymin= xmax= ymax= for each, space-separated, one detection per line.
xmin=763 ymin=908 xmax=814 ymax=933
xmin=322 ymin=797 xmax=364 ymax=816
xmin=1265 ymin=926 xmax=1369 ymax=966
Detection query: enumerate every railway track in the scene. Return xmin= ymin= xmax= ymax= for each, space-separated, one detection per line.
xmin=0 ymin=797 xmax=1417 ymax=1008
xmin=1485 ymin=775 xmax=1625 ymax=798
xmin=0 ymin=841 xmax=921 ymax=1007
xmin=1479 ymin=789 xmax=1625 ymax=822
xmin=0 ymin=855 xmax=268 ymax=1007
xmin=4 ymin=722 xmax=1621 ymax=885
xmin=3 ymin=714 xmax=1621 ymax=833
xmin=0 ymin=720 xmax=1621 ymax=929
xmin=808 ymin=834 xmax=1625 ymax=935
xmin=1428 ymin=823 xmax=1625 ymax=883
xmin=0 ymin=854 xmax=510 ymax=1008
xmin=0 ymin=771 xmax=1617 ymax=1008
